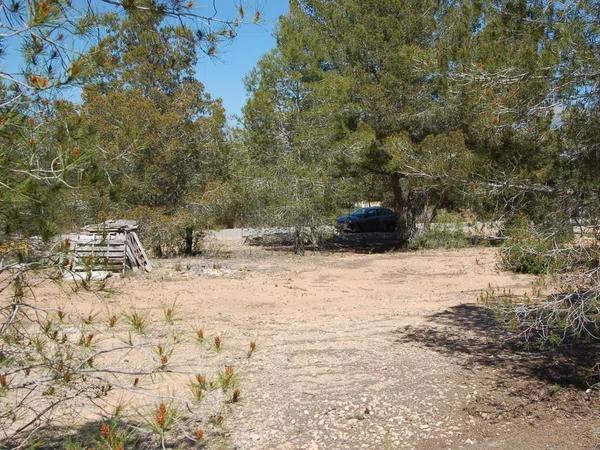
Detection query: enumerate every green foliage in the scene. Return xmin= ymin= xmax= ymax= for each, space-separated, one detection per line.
xmin=95 ymin=417 xmax=134 ymax=450
xmin=241 ymin=0 xmax=475 ymax=243
xmin=0 ymin=101 xmax=97 ymax=239
xmin=1 ymin=278 xmax=251 ymax=447
xmin=0 ymin=2 xmax=252 ymax=447
xmin=235 ymin=0 xmax=599 ymax=251
xmin=225 ymin=46 xmax=347 ymax=251
xmin=0 ymin=0 xmax=241 ymax=241
xmin=1 ymin=0 xmax=600 ymax=442
xmin=189 ymin=374 xmax=209 ymax=401
xmin=64 ymin=440 xmax=86 ymax=450
xmin=126 ymin=310 xmax=148 ymax=334
xmin=410 ymin=211 xmax=474 ymax=250
xmin=0 ymin=4 xmax=230 ymax=242
xmin=216 ymin=366 xmax=239 ymax=392
xmin=481 ymin=277 xmax=600 ymax=386
xmin=75 ymin=11 xmax=228 ymax=226
xmin=500 ymin=219 xmax=572 ymax=275
xmin=126 ymin=206 xmax=206 ymax=257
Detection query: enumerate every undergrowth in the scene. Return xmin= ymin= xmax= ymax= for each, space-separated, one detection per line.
xmin=410 ymin=210 xmax=478 ymax=250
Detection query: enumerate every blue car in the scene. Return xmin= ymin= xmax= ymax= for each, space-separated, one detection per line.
xmin=336 ymin=207 xmax=397 ymax=233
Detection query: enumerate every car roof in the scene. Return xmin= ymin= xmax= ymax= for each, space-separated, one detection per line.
xmin=351 ymin=207 xmax=394 ymax=213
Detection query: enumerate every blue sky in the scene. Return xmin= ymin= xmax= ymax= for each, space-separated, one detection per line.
xmin=1 ymin=1 xmax=288 ymax=121
xmin=197 ymin=1 xmax=289 ymax=123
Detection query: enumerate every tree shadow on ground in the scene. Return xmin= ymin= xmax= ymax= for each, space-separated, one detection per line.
xmin=246 ymin=231 xmax=406 ymax=254
xmin=321 ymin=232 xmax=406 ymax=253
xmin=394 ymin=304 xmax=599 ymax=388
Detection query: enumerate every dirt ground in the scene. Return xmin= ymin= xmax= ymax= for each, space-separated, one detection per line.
xmin=31 ymin=240 xmax=600 ymax=449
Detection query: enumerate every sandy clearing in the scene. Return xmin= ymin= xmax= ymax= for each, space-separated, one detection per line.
xmin=19 ymin=244 xmax=600 ymax=449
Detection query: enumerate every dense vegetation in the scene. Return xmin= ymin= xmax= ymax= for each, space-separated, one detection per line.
xmin=2 ymin=1 xmax=598 ymax=251
xmin=235 ymin=0 xmax=599 ymax=241
xmin=0 ymin=0 xmax=598 ymax=445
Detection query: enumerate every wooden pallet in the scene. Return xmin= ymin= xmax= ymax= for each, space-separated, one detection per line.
xmin=126 ymin=232 xmax=152 ymax=272
xmin=69 ymin=226 xmax=152 ymax=273
xmin=70 ymin=233 xmax=126 ymax=272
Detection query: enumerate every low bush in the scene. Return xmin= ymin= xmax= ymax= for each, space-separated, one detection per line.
xmin=244 ymin=225 xmax=335 ymax=254
xmin=499 ymin=219 xmax=573 ymax=275
xmin=409 ymin=210 xmax=475 ymax=250
xmin=126 ymin=207 xmax=206 ymax=258
xmin=0 ymin=270 xmax=257 ymax=447
xmin=481 ymin=273 xmax=600 ymax=387
xmin=484 ymin=227 xmax=600 ymax=387
xmin=410 ymin=226 xmax=472 ymax=250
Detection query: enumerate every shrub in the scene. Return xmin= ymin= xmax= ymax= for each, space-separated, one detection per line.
xmin=409 ymin=210 xmax=474 ymax=250
xmin=126 ymin=207 xmax=206 ymax=258
xmin=499 ymin=219 xmax=573 ymax=274
xmin=0 ymin=264 xmax=252 ymax=447
xmin=481 ymin=274 xmax=600 ymax=386
xmin=484 ymin=231 xmax=600 ymax=386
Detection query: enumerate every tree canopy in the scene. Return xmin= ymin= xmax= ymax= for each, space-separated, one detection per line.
xmin=234 ymin=0 xmax=599 ymax=243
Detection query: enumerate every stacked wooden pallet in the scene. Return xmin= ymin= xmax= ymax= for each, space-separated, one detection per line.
xmin=68 ymin=220 xmax=152 ymax=273
xmin=70 ymin=233 xmax=128 ymax=272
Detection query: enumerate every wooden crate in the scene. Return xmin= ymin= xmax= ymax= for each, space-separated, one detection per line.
xmin=69 ymin=229 xmax=152 ymax=273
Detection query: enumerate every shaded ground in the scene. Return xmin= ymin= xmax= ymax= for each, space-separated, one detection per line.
xmin=396 ymin=304 xmax=600 ymax=388
xmin=239 ymin=228 xmax=407 ymax=253
xmin=31 ymin=242 xmax=600 ymax=448
xmin=230 ymin=226 xmax=502 ymax=254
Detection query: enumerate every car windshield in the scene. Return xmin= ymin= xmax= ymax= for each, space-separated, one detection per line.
xmin=350 ymin=208 xmax=370 ymax=216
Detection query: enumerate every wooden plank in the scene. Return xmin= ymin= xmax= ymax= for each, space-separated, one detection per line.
xmin=73 ymin=230 xmax=128 ymax=270
xmin=73 ymin=256 xmax=125 ymax=262
xmin=73 ymin=261 xmax=125 ymax=266
xmin=75 ymin=254 xmax=126 ymax=258
xmin=73 ymin=259 xmax=125 ymax=265
xmin=125 ymin=245 xmax=138 ymax=269
xmin=75 ymin=239 xmax=126 ymax=246
xmin=83 ymin=220 xmax=138 ymax=232
xmin=128 ymin=232 xmax=152 ymax=272
xmin=73 ymin=264 xmax=124 ymax=269
xmin=75 ymin=245 xmax=126 ymax=250
xmin=73 ymin=247 xmax=125 ymax=253
xmin=125 ymin=234 xmax=141 ymax=268
xmin=71 ymin=234 xmax=126 ymax=242
xmin=81 ymin=255 xmax=124 ymax=258
xmin=75 ymin=257 xmax=125 ymax=264
xmin=73 ymin=254 xmax=126 ymax=262
xmin=72 ymin=267 xmax=124 ymax=272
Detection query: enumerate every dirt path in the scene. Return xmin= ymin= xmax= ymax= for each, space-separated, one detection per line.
xmin=34 ymin=244 xmax=600 ymax=448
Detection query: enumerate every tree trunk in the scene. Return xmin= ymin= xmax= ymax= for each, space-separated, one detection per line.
xmin=184 ymin=227 xmax=194 ymax=256
xmin=391 ymin=173 xmax=417 ymax=246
